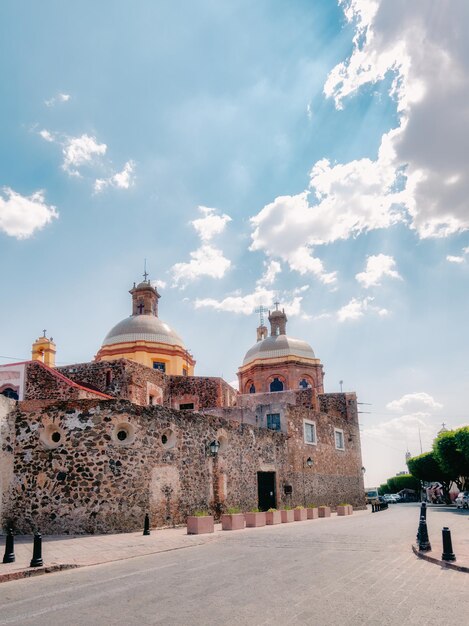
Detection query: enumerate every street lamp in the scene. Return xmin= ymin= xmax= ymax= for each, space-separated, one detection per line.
xmin=302 ymin=457 xmax=314 ymax=506
xmin=208 ymin=440 xmax=220 ymax=456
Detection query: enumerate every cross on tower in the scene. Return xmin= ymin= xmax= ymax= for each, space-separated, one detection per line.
xmin=254 ymin=305 xmax=267 ymax=326
xmin=143 ymin=258 xmax=149 ymax=282
xmin=137 ymin=303 xmax=144 ymax=314
xmin=42 ymin=329 xmax=47 ymax=338
xmin=274 ymin=300 xmax=280 ymax=311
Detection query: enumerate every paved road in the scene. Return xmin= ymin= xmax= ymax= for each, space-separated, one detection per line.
xmin=0 ymin=504 xmax=467 ymax=625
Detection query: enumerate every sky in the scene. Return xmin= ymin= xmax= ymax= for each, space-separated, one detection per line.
xmin=1 ymin=0 xmax=469 ymax=487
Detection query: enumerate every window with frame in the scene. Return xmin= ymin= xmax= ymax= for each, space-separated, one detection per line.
xmin=267 ymin=413 xmax=281 ymax=431
xmin=153 ymin=361 xmax=166 ymax=372
xmin=303 ymin=420 xmax=317 ymax=445
xmin=335 ymin=428 xmax=345 ymax=450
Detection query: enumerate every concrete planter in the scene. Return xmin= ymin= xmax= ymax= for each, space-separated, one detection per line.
xmin=348 ymin=505 xmax=353 ymax=515
xmin=245 ymin=512 xmax=266 ymax=527
xmin=294 ymin=508 xmax=307 ymax=521
xmin=318 ymin=506 xmax=331 ymax=518
xmin=187 ymin=515 xmax=214 ymax=535
xmin=307 ymin=507 xmax=319 ymax=519
xmin=221 ymin=513 xmax=245 ymax=531
xmin=336 ymin=505 xmax=348 ymax=516
xmin=266 ymin=510 xmax=282 ymax=525
xmin=281 ymin=509 xmax=294 ymax=523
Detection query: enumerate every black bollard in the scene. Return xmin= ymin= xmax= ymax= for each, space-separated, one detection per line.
xmin=143 ymin=513 xmax=150 ymax=536
xmin=30 ymin=532 xmax=44 ymax=567
xmin=441 ymin=527 xmax=456 ymax=561
xmin=2 ymin=528 xmax=15 ymax=564
xmin=417 ymin=515 xmax=431 ymax=552
xmin=420 ymin=501 xmax=427 ymax=520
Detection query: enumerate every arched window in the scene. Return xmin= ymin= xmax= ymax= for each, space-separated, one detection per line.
xmin=249 ymin=384 xmax=256 ymax=394
xmin=270 ymin=377 xmax=284 ymax=392
xmin=299 ymin=379 xmax=309 ymax=389
xmin=1 ymin=387 xmax=18 ymax=400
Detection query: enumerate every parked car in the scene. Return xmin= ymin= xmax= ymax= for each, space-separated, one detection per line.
xmin=455 ymin=491 xmax=469 ymax=509
xmin=378 ymin=496 xmax=388 ymax=509
xmin=391 ymin=493 xmax=401 ymax=502
xmin=383 ymin=494 xmax=395 ymax=503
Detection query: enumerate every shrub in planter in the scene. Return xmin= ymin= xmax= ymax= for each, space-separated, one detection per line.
xmin=266 ymin=508 xmax=282 ymax=525
xmin=245 ymin=508 xmax=266 ymax=527
xmin=336 ymin=504 xmax=349 ymax=516
xmin=294 ymin=506 xmax=307 ymax=521
xmin=307 ymin=506 xmax=319 ymax=519
xmin=281 ymin=507 xmax=294 ymax=523
xmin=187 ymin=511 xmax=214 ymax=535
xmin=318 ymin=506 xmax=331 ymax=518
xmin=221 ymin=507 xmax=245 ymax=530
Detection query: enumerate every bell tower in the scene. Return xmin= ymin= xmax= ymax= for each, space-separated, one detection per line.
xmin=32 ymin=331 xmax=56 ymax=367
xmin=129 ymin=276 xmax=160 ymax=317
xmin=268 ymin=304 xmax=287 ymax=336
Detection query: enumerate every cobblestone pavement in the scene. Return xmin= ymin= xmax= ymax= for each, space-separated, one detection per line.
xmin=0 ymin=504 xmax=468 ymax=625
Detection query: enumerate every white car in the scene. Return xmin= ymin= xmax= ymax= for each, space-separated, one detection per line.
xmin=455 ymin=491 xmax=469 ymax=509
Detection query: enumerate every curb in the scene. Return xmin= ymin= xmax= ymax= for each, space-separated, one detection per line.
xmin=412 ymin=544 xmax=469 ymax=573
xmin=0 ymin=563 xmax=79 ymax=584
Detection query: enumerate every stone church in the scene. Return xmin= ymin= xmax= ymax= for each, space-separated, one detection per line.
xmin=0 ymin=277 xmax=365 ymax=534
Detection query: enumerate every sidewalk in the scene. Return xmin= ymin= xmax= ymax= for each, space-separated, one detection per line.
xmin=0 ymin=524 xmax=220 ymax=583
xmin=412 ymin=504 xmax=469 ymax=572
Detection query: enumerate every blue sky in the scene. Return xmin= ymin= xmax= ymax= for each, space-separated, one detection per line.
xmin=2 ymin=0 xmax=469 ymax=486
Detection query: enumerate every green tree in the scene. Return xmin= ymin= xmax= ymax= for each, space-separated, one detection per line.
xmin=387 ymin=474 xmax=420 ymax=493
xmin=407 ymin=451 xmax=453 ymax=502
xmin=378 ymin=482 xmax=391 ymax=495
xmin=454 ymin=427 xmax=469 ymax=467
xmin=433 ymin=430 xmax=469 ymax=490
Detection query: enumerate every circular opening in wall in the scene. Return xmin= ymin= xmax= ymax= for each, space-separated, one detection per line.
xmin=39 ymin=425 xmax=65 ymax=450
xmin=161 ymin=428 xmax=176 ymax=449
xmin=112 ymin=422 xmax=135 ymax=445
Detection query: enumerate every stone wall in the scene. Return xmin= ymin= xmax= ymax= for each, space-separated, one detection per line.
xmin=0 ymin=396 xmax=15 ymax=526
xmin=59 ymin=360 xmax=237 ymax=409
xmin=167 ymin=375 xmax=237 ymax=410
xmin=2 ymin=399 xmax=289 ymax=534
xmin=285 ymin=394 xmax=365 ymax=509
xmin=58 ymin=360 xmax=166 ymax=406
xmin=25 ymin=361 xmax=109 ymax=401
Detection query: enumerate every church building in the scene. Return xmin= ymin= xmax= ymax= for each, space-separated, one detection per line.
xmin=0 ymin=277 xmax=365 ymax=534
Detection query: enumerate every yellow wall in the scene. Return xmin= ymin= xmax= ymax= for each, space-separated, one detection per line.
xmin=95 ymin=341 xmax=195 ymax=376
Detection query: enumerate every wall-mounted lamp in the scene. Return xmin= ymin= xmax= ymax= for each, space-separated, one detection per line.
xmin=208 ymin=440 xmax=220 ymax=456
xmin=305 ymin=457 xmax=313 ymax=468
xmin=361 ymin=466 xmax=366 ymax=475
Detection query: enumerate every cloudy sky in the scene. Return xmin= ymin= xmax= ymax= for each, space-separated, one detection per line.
xmin=1 ymin=0 xmax=468 ymax=487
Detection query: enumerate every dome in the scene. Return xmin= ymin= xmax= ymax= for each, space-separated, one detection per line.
xmin=243 ymin=334 xmax=316 ymax=366
xmin=102 ymin=314 xmax=185 ymax=349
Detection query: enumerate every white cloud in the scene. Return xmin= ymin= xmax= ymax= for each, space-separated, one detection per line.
xmin=337 ymin=296 xmax=388 ymax=322
xmin=337 ymin=296 xmax=372 ymax=322
xmin=150 ymin=279 xmax=167 ymax=290
xmin=386 ymin=392 xmax=443 ymax=413
xmin=0 ymin=187 xmax=58 ymax=239
xmin=256 ymin=260 xmax=281 ymax=288
xmin=191 ymin=206 xmax=231 ymax=242
xmin=172 ymin=245 xmax=231 ymax=287
xmin=94 ymin=160 xmax=135 ymax=193
xmin=324 ymin=0 xmax=469 ymax=239
xmin=446 ymin=255 xmax=464 ymax=264
xmin=39 ymin=129 xmax=55 ymax=142
xmin=195 ymin=287 xmax=303 ymax=316
xmin=356 ymin=254 xmax=402 ymax=288
xmin=62 ymin=134 xmax=107 ymax=176
xmin=45 ymin=93 xmax=71 ymax=107
xmin=171 ymin=206 xmax=232 ymax=287
xmin=363 ymin=412 xmax=434 ymax=443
